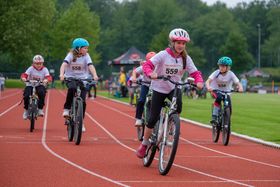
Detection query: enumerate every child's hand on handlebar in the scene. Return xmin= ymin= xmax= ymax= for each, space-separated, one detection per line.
xmin=59 ymin=74 xmax=64 ymax=81
xmin=196 ymin=82 xmax=204 ymax=90
xmin=149 ymin=72 xmax=158 ymax=79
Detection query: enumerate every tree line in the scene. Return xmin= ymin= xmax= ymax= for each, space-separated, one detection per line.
xmin=0 ymin=0 xmax=279 ymax=78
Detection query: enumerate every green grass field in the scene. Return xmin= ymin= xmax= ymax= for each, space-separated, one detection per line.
xmin=4 ymin=79 xmax=280 ymax=144
xmin=99 ymin=91 xmax=280 ymax=144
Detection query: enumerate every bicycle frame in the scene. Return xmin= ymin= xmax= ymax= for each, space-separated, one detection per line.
xmin=65 ymin=77 xmax=92 ymax=145
xmin=143 ymin=76 xmax=196 ymax=175
xmin=26 ymin=80 xmax=43 ymax=132
xmin=211 ymin=89 xmax=233 ymax=145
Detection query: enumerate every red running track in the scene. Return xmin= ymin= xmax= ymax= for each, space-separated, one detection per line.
xmin=0 ymin=89 xmax=279 ymax=187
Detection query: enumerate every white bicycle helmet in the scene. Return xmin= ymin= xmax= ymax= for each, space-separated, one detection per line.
xmin=33 ymin=55 xmax=44 ymax=63
xmin=169 ymin=28 xmax=190 ymax=42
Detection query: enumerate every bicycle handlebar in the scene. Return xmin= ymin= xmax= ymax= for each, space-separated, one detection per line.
xmin=64 ymin=77 xmax=94 ymax=82
xmin=157 ymin=76 xmax=197 ymax=87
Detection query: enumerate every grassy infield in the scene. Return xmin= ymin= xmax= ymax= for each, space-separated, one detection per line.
xmin=5 ymin=80 xmax=280 ymax=144
xmin=98 ymin=90 xmax=280 ymax=144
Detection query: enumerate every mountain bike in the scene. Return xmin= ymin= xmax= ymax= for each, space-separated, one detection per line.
xmin=26 ymin=80 xmax=45 ymax=132
xmin=64 ymin=77 xmax=92 ymax=145
xmin=134 ymin=79 xmax=151 ymax=141
xmin=143 ymin=76 xmax=196 ymax=175
xmin=211 ymin=90 xmax=233 ymax=146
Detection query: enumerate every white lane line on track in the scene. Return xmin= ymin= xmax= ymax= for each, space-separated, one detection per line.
xmin=94 ymin=99 xmax=280 ymax=169
xmin=119 ymin=179 xmax=280 ymax=183
xmin=91 ymin=100 xmax=252 ymax=187
xmin=180 ymin=137 xmax=280 ymax=169
xmin=0 ymin=102 xmax=20 ymax=117
xmin=0 ymin=90 xmax=21 ymax=100
xmin=42 ymin=90 xmax=130 ymax=187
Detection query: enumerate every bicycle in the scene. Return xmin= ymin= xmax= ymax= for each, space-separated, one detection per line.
xmin=211 ymin=90 xmax=233 ymax=146
xmin=25 ymin=80 xmax=45 ymax=132
xmin=134 ymin=79 xmax=151 ymax=141
xmin=64 ymin=77 xmax=92 ymax=145
xmin=128 ymin=83 xmax=140 ymax=106
xmin=143 ymin=76 xmax=196 ymax=175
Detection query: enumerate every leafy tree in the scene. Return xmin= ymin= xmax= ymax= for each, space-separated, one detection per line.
xmin=220 ymin=31 xmax=255 ymax=73
xmin=262 ymin=7 xmax=280 ymax=67
xmin=50 ymin=0 xmax=100 ymax=65
xmin=192 ymin=6 xmax=238 ymax=70
xmin=0 ymin=0 xmax=56 ymax=71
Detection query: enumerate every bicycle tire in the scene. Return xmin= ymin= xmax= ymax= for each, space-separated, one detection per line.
xmin=30 ymin=113 xmax=35 ymax=132
xmin=74 ymin=100 xmax=83 ymax=145
xmin=137 ymin=125 xmax=144 ymax=141
xmin=212 ymin=121 xmax=220 ymax=143
xmin=222 ymin=107 xmax=231 ymax=146
xmin=158 ymin=114 xmax=180 ymax=175
xmin=67 ymin=119 xmax=74 ymax=141
xmin=143 ymin=120 xmax=159 ymax=167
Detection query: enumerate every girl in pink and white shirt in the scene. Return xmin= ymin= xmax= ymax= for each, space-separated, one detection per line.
xmin=21 ymin=55 xmax=52 ymax=119
xmin=136 ymin=28 xmax=204 ymax=158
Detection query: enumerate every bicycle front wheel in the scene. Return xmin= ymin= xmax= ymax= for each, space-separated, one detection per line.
xmin=158 ymin=114 xmax=180 ymax=175
xmin=30 ymin=112 xmax=35 ymax=132
xmin=73 ymin=100 xmax=83 ymax=145
xmin=222 ymin=107 xmax=231 ymax=146
xmin=67 ymin=119 xmax=74 ymax=142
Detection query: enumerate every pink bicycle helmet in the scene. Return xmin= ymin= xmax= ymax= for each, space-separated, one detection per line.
xmin=145 ymin=51 xmax=156 ymax=61
xmin=169 ymin=28 xmax=190 ymax=42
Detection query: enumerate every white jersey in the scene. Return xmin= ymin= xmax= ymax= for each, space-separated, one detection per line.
xmin=208 ymin=70 xmax=239 ymax=92
xmin=63 ymin=53 xmax=93 ymax=79
xmin=24 ymin=66 xmax=50 ymax=86
xmin=150 ymin=49 xmax=198 ymax=94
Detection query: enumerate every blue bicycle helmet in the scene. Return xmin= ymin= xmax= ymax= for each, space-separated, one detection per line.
xmin=72 ymin=38 xmax=89 ymax=49
xmin=217 ymin=56 xmax=232 ymax=66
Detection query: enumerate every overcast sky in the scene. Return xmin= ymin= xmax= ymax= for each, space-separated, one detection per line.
xmin=201 ymin=0 xmax=256 ymax=7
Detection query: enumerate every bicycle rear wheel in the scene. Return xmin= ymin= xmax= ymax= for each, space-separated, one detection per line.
xmin=73 ymin=100 xmax=83 ymax=145
xmin=222 ymin=107 xmax=231 ymax=146
xmin=143 ymin=120 xmax=159 ymax=167
xmin=158 ymin=114 xmax=180 ymax=175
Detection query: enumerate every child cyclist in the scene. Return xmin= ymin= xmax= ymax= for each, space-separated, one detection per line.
xmin=59 ymin=38 xmax=98 ymax=132
xmin=21 ymin=55 xmax=52 ymax=120
xmin=136 ymin=28 xmax=204 ymax=158
xmin=131 ymin=51 xmax=156 ymax=126
xmin=205 ymin=56 xmax=243 ymax=124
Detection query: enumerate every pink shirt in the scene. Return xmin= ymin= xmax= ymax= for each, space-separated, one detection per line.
xmin=143 ymin=48 xmax=203 ymax=94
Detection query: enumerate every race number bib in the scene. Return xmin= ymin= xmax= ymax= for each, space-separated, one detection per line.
xmin=163 ymin=64 xmax=181 ymax=76
xmin=70 ymin=64 xmax=82 ymax=72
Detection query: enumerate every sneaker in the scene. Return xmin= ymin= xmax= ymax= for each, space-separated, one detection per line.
xmin=82 ymin=124 xmax=86 ymax=132
xmin=23 ymin=109 xmax=28 ymax=120
xmin=134 ymin=119 xmax=142 ymax=127
xmin=38 ymin=109 xmax=44 ymax=117
xmin=63 ymin=109 xmax=70 ymax=118
xmin=136 ymin=144 xmax=147 ymax=158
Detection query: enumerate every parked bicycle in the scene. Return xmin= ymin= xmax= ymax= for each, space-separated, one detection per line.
xmin=211 ymin=90 xmax=233 ymax=146
xmin=134 ymin=79 xmax=151 ymax=141
xmin=143 ymin=76 xmax=196 ymax=175
xmin=25 ymin=80 xmax=46 ymax=132
xmin=64 ymin=77 xmax=93 ymax=145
